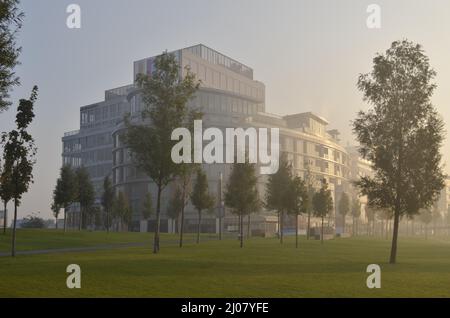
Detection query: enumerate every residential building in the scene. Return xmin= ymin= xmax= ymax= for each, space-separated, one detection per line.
xmin=62 ymin=44 xmax=361 ymax=235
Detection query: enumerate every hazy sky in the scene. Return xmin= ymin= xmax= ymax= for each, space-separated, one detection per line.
xmin=1 ymin=0 xmax=450 ymax=219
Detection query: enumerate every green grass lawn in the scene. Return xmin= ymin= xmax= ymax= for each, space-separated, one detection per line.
xmin=1 ymin=230 xmax=450 ymax=297
xmin=0 ymin=229 xmax=213 ymax=252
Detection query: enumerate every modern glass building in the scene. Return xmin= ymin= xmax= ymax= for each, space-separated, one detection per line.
xmin=62 ymin=44 xmax=354 ymax=235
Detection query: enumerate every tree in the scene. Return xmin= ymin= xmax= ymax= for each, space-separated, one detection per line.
xmin=1 ymin=86 xmax=38 ymax=257
xmin=366 ymin=204 xmax=376 ymax=236
xmin=75 ymin=166 xmax=95 ymax=231
xmin=176 ymin=164 xmax=196 ymax=247
xmin=166 ymin=187 xmax=182 ymax=233
xmin=353 ymin=40 xmax=445 ymax=264
xmin=142 ymin=192 xmax=154 ymax=221
xmin=122 ymin=51 xmax=200 ymax=254
xmin=0 ymin=0 xmax=23 ymax=113
xmin=418 ymin=208 xmax=432 ymax=239
xmin=90 ymin=206 xmax=102 ymax=230
xmin=312 ymin=179 xmax=333 ymax=244
xmin=112 ymin=191 xmax=126 ymax=231
xmin=351 ymin=197 xmax=361 ymax=235
xmin=111 ymin=191 xmax=132 ymax=231
xmin=123 ymin=201 xmax=133 ymax=231
xmin=265 ymin=155 xmax=292 ymax=244
xmin=303 ymin=162 xmax=316 ymax=240
xmin=0 ymin=160 xmax=13 ymax=234
xmin=225 ymin=161 xmax=260 ymax=248
xmin=286 ymin=175 xmax=308 ymax=248
xmin=21 ymin=213 xmax=45 ymax=229
xmin=101 ymin=176 xmax=114 ymax=233
xmin=337 ymin=192 xmax=350 ymax=234
xmin=50 ymin=200 xmax=60 ymax=229
xmin=377 ymin=209 xmax=392 ymax=239
xmin=54 ymin=165 xmax=77 ymax=232
xmin=431 ymin=203 xmax=441 ymax=236
xmin=191 ymin=168 xmax=215 ymax=244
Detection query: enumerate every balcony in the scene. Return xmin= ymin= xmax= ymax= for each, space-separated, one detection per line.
xmin=64 ymin=130 xmax=80 ymax=137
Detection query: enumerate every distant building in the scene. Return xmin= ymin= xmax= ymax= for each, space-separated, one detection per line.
xmin=62 ymin=44 xmax=368 ymax=235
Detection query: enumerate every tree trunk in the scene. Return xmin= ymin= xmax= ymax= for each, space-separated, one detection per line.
xmin=64 ymin=207 xmax=67 ymax=232
xmin=11 ymin=200 xmax=18 ymax=257
xmin=197 ymin=209 xmax=202 ymax=244
xmin=106 ymin=208 xmax=110 ymax=233
xmin=55 ymin=217 xmax=58 ymax=229
xmin=321 ymin=216 xmax=324 ymax=244
xmin=79 ymin=207 xmax=82 ymax=231
xmin=343 ymin=215 xmax=346 ymax=234
xmin=352 ymin=216 xmax=355 ymax=235
xmin=295 ymin=214 xmax=299 ymax=248
xmin=280 ymin=211 xmax=284 ymax=244
xmin=153 ymin=186 xmax=162 ymax=254
xmin=179 ymin=204 xmax=185 ymax=248
xmin=247 ymin=214 xmax=251 ymax=239
xmin=307 ymin=210 xmax=311 ymax=240
xmin=389 ymin=207 xmax=401 ymax=264
xmin=277 ymin=211 xmax=280 ymax=239
xmin=3 ymin=201 xmax=7 ymax=234
xmin=356 ymin=218 xmax=359 ymax=236
xmin=240 ymin=213 xmax=243 ymax=248
xmin=386 ymin=219 xmax=389 ymax=240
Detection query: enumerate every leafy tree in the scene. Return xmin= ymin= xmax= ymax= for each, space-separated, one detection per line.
xmin=225 ymin=161 xmax=260 ymax=248
xmin=1 ymin=86 xmax=38 ymax=256
xmin=286 ymin=175 xmax=308 ymax=248
xmin=365 ymin=204 xmax=377 ymax=236
xmin=21 ymin=213 xmax=45 ymax=229
xmin=265 ymin=155 xmax=292 ymax=244
xmin=418 ymin=208 xmax=432 ymax=239
xmin=123 ymin=201 xmax=133 ymax=231
xmin=90 ymin=206 xmax=102 ymax=230
xmin=53 ymin=165 xmax=77 ymax=232
xmin=75 ymin=166 xmax=95 ymax=231
xmin=0 ymin=161 xmax=13 ymax=234
xmin=101 ymin=176 xmax=114 ymax=233
xmin=142 ymin=192 xmax=154 ymax=221
xmin=337 ymin=192 xmax=350 ymax=233
xmin=351 ymin=197 xmax=361 ymax=235
xmin=0 ymin=0 xmax=23 ymax=112
xmin=312 ymin=179 xmax=333 ymax=244
xmin=112 ymin=191 xmax=126 ymax=231
xmin=111 ymin=191 xmax=132 ymax=231
xmin=50 ymin=200 xmax=60 ymax=229
xmin=377 ymin=208 xmax=393 ymax=239
xmin=353 ymin=40 xmax=445 ymax=264
xmin=191 ymin=168 xmax=215 ymax=244
xmin=303 ymin=162 xmax=316 ymax=240
xmin=431 ymin=203 xmax=441 ymax=236
xmin=122 ymin=51 xmax=200 ymax=253
xmin=166 ymin=187 xmax=182 ymax=231
xmin=173 ymin=163 xmax=197 ymax=247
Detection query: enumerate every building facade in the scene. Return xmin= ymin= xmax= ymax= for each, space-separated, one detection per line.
xmin=62 ymin=44 xmax=360 ymax=234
